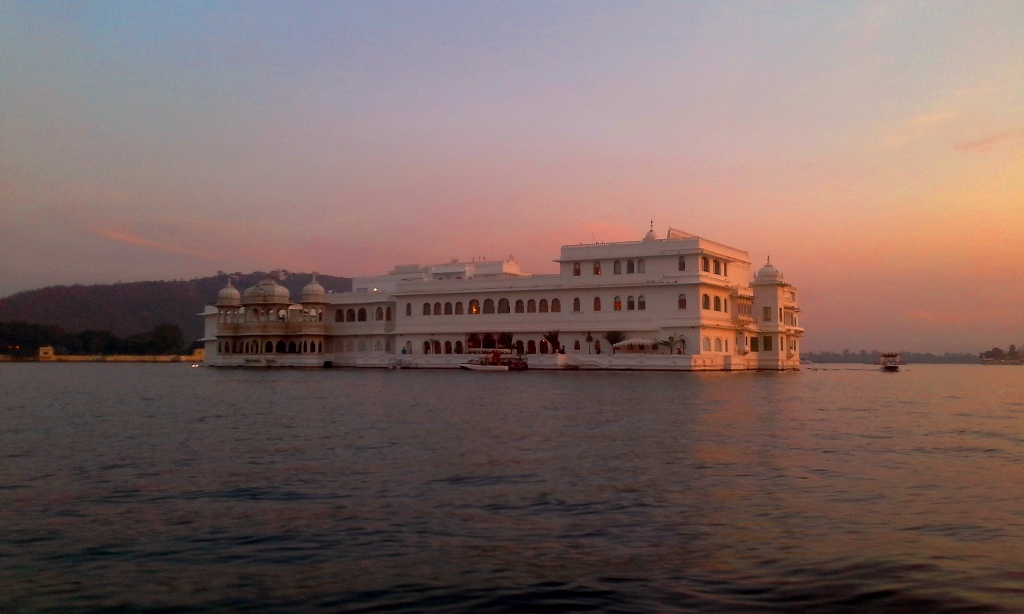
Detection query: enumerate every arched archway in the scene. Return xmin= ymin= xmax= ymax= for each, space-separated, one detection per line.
xmin=482 ymin=334 xmax=496 ymax=349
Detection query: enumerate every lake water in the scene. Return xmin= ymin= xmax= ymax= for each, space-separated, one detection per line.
xmin=1 ymin=363 xmax=1022 ymax=612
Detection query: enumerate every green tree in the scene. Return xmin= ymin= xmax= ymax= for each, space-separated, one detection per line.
xmin=543 ymin=330 xmax=561 ymax=353
xmin=603 ymin=331 xmax=626 ymax=354
xmin=659 ymin=335 xmax=684 ymax=354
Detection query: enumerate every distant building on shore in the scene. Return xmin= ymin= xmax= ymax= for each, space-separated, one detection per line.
xmin=200 ymin=226 xmax=803 ymax=370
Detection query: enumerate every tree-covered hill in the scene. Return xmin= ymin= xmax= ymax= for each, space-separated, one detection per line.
xmin=0 ymin=271 xmax=351 ymax=344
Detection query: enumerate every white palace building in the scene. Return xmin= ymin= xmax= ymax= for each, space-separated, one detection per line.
xmin=200 ymin=227 xmax=803 ymax=370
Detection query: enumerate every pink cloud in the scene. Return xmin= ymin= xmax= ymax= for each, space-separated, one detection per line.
xmin=92 ymin=228 xmax=217 ymax=261
xmin=955 ymin=128 xmax=1024 ymax=152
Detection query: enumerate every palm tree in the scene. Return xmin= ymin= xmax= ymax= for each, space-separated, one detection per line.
xmin=585 ymin=331 xmax=594 ymax=354
xmin=497 ymin=332 xmax=515 ymax=350
xmin=603 ymin=331 xmax=626 ymax=354
xmin=659 ymin=335 xmax=684 ymax=354
xmin=543 ymin=330 xmax=560 ymax=353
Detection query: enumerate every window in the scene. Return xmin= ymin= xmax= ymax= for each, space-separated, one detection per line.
xmin=702 ymin=294 xmax=711 ymax=310
xmin=527 ymin=299 xmax=536 ymax=313
xmin=714 ymin=338 xmax=722 ymax=352
xmin=444 ymin=341 xmax=452 ymax=354
xmin=638 ymin=295 xmax=646 ymax=310
xmin=613 ymin=260 xmax=621 ymax=274
xmin=593 ymin=297 xmax=602 ymax=311
xmin=678 ymin=256 xmax=685 ymax=271
xmin=702 ymin=257 xmax=710 ymax=272
xmin=573 ymin=297 xmax=581 ymax=312
xmin=432 ymin=340 xmax=442 ymax=354
xmin=515 ymin=300 xmax=524 ymax=313
xmin=386 ymin=307 xmax=392 ymax=321
xmin=751 ymin=337 xmax=760 ymax=352
xmin=702 ymin=337 xmax=711 ymax=351
xmin=593 ymin=261 xmax=602 ymax=275
xmin=433 ymin=302 xmax=442 ymax=316
xmin=551 ymin=298 xmax=561 ymax=312
xmin=574 ymin=340 xmax=581 ymax=350
xmin=725 ymin=339 xmax=729 ymax=352
xmin=423 ymin=341 xmax=431 ymax=354
xmin=627 ymin=259 xmax=635 ymax=274
xmin=540 ymin=339 xmax=549 ymax=354
xmin=358 ymin=308 xmax=367 ymax=321
xmin=469 ymin=299 xmax=480 ymax=314
xmin=527 ymin=340 xmax=537 ymax=354
xmin=444 ymin=302 xmax=453 ymax=315
xmin=539 ymin=299 xmax=549 ymax=313
xmin=714 ymin=260 xmax=721 ymax=275
xmin=498 ymin=298 xmax=510 ymax=313
xmin=723 ymin=299 xmax=728 ymax=312
xmin=627 ymin=296 xmax=635 ymax=310
xmin=573 ymin=262 xmax=581 ymax=276
xmin=335 ymin=309 xmax=343 ymax=322
xmin=714 ymin=297 xmax=721 ymax=311
xmin=613 ymin=296 xmax=622 ymax=311
xmin=375 ymin=307 xmax=384 ymax=320
xmin=723 ymin=262 xmax=728 ymax=277
xmin=678 ymin=294 xmax=687 ymax=309
xmin=763 ymin=336 xmax=773 ymax=351
xmin=779 ymin=307 xmax=783 ymax=321
xmin=347 ymin=309 xmax=356 ymax=322
xmin=406 ymin=303 xmax=412 ymax=317
xmin=423 ymin=303 xmax=431 ymax=316
xmin=483 ymin=298 xmax=495 ymax=314
xmin=455 ymin=302 xmax=464 ymax=315
xmin=763 ymin=306 xmax=771 ymax=321
xmin=455 ymin=341 xmax=464 ymax=354
xmin=638 ymin=258 xmax=645 ymax=273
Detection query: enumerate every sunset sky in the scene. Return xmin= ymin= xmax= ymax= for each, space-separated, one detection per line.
xmin=1 ymin=1 xmax=1022 ymax=352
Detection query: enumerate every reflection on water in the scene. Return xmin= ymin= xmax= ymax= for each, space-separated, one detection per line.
xmin=0 ymin=363 xmax=1021 ymax=612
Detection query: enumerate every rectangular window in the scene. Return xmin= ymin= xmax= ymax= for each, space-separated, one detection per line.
xmin=763 ymin=336 xmax=773 ymax=351
xmin=750 ymin=337 xmax=759 ymax=352
xmin=763 ymin=306 xmax=771 ymax=321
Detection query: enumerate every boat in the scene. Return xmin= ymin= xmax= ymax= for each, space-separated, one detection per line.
xmin=459 ymin=350 xmax=528 ymax=371
xmin=880 ymin=353 xmax=901 ymax=372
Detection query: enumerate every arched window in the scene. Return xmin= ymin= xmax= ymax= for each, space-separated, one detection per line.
xmin=678 ymin=256 xmax=685 ymax=271
xmin=714 ymin=338 xmax=722 ymax=352
xmin=423 ymin=303 xmax=431 ymax=316
xmin=406 ymin=303 xmax=412 ymax=317
xmin=574 ymin=340 xmax=581 ymax=350
xmin=539 ymin=299 xmax=548 ymax=313
xmin=386 ymin=307 xmax=392 ymax=321
xmin=723 ymin=262 xmax=728 ymax=277
xmin=444 ymin=302 xmax=453 ymax=315
xmin=613 ymin=296 xmax=622 ymax=311
xmin=573 ymin=262 xmax=581 ymax=276
xmin=515 ymin=300 xmax=525 ymax=313
xmin=358 ymin=308 xmax=367 ymax=321
xmin=702 ymin=294 xmax=711 ymax=309
xmin=613 ymin=260 xmax=622 ymax=274
xmin=375 ymin=307 xmax=384 ymax=321
xmin=432 ymin=340 xmax=441 ymax=354
xmin=455 ymin=341 xmax=464 ymax=354
xmin=540 ymin=339 xmax=549 ymax=354
xmin=455 ymin=302 xmax=464 ymax=315
xmin=483 ymin=298 xmax=495 ymax=314
xmin=497 ymin=298 xmax=509 ymax=313
xmin=626 ymin=295 xmax=635 ymax=310
xmin=638 ymin=295 xmax=646 ymax=310
xmin=444 ymin=341 xmax=452 ymax=354
xmin=551 ymin=298 xmax=561 ymax=312
xmin=573 ymin=297 xmax=581 ymax=312
xmin=527 ymin=340 xmax=537 ymax=354
xmin=714 ymin=297 xmax=721 ymax=311
xmin=702 ymin=337 xmax=711 ymax=351
xmin=266 ymin=341 xmax=274 ymax=353
xmin=627 ymin=259 xmax=635 ymax=274
xmin=527 ymin=299 xmax=536 ymax=313
xmin=433 ymin=302 xmax=442 ymax=316
xmin=469 ymin=299 xmax=480 ymax=314
xmin=714 ymin=260 xmax=721 ymax=275
xmin=678 ymin=294 xmax=687 ymax=309
xmin=347 ymin=309 xmax=356 ymax=322
xmin=276 ymin=340 xmax=286 ymax=353
xmin=638 ymin=258 xmax=645 ymax=273
xmin=335 ymin=309 xmax=343 ymax=322
xmin=702 ymin=257 xmax=710 ymax=272
xmin=483 ymin=334 xmax=496 ymax=349
xmin=423 ymin=341 xmax=432 ymax=354
xmin=593 ymin=297 xmax=601 ymax=311
xmin=593 ymin=261 xmax=602 ymax=275
xmin=288 ymin=341 xmax=297 ymax=353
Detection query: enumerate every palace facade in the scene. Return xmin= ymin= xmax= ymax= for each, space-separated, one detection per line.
xmin=200 ymin=227 xmax=803 ymax=370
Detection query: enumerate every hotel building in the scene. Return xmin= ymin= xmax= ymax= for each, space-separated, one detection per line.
xmin=201 ymin=227 xmax=803 ymax=370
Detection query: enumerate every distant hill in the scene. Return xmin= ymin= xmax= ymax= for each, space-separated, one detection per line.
xmin=0 ymin=271 xmax=351 ymax=344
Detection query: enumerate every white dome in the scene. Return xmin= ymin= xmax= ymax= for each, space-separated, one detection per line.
xmin=644 ymin=228 xmax=657 ymax=241
xmin=754 ymin=258 xmax=784 ymax=283
xmin=242 ymin=277 xmax=291 ymax=304
xmin=301 ymin=274 xmax=326 ymax=303
xmin=216 ymin=279 xmax=241 ymax=306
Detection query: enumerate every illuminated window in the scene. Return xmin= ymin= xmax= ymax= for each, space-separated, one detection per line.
xmin=469 ymin=299 xmax=480 ymax=314
xmin=593 ymin=261 xmax=602 ymax=275
xmin=613 ymin=296 xmax=622 ymax=311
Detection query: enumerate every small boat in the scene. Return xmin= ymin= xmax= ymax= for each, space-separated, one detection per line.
xmin=880 ymin=353 xmax=901 ymax=372
xmin=459 ymin=351 xmax=528 ymax=372
xmin=460 ymin=361 xmax=509 ymax=372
